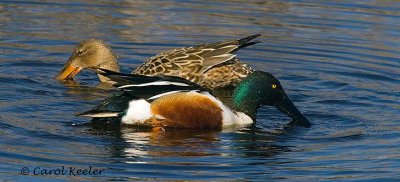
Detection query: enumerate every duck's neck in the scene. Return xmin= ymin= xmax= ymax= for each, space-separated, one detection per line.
xmin=232 ymin=88 xmax=262 ymax=121
xmin=97 ymin=55 xmax=120 ymax=83
xmin=231 ymin=72 xmax=270 ymax=121
xmin=232 ymin=97 xmax=259 ymax=121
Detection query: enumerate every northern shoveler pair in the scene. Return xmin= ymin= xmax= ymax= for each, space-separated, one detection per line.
xmin=56 ymin=35 xmax=311 ymax=129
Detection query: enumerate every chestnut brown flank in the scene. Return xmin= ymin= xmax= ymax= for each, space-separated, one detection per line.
xmin=150 ymin=92 xmax=223 ymax=129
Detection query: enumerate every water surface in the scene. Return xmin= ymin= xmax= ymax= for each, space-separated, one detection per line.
xmin=0 ymin=0 xmax=399 ymax=181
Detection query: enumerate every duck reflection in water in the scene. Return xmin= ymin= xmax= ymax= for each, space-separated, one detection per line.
xmin=85 ymin=118 xmax=295 ymax=159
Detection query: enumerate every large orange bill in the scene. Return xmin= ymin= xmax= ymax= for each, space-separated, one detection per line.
xmin=55 ymin=64 xmax=81 ymax=81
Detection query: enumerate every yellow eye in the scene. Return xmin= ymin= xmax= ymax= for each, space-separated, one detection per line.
xmin=272 ymin=84 xmax=277 ymax=89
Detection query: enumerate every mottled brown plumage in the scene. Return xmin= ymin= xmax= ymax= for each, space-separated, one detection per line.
xmin=133 ymin=35 xmax=259 ymax=88
xmin=56 ymin=35 xmax=260 ymax=89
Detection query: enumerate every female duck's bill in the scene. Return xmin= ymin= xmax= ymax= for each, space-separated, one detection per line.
xmin=55 ymin=60 xmax=82 ymax=81
xmin=78 ymin=69 xmax=311 ymax=129
xmin=54 ymin=34 xmax=261 ymax=89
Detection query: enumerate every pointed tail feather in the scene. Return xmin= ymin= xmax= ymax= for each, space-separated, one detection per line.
xmin=77 ymin=110 xmax=119 ymax=118
xmin=77 ymin=92 xmax=132 ymax=118
xmin=237 ymin=34 xmax=261 ymax=45
xmin=237 ymin=34 xmax=261 ymax=50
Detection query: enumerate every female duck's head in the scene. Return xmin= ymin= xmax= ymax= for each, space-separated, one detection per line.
xmin=232 ymin=71 xmax=311 ymax=127
xmin=55 ymin=39 xmax=119 ymax=82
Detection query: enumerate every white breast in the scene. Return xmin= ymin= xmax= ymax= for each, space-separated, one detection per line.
xmin=200 ymin=92 xmax=253 ymax=127
xmin=121 ymin=99 xmax=152 ymax=125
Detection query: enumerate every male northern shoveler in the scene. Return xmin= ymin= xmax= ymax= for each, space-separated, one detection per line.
xmin=55 ymin=35 xmax=260 ymax=89
xmin=78 ymin=69 xmax=311 ymax=129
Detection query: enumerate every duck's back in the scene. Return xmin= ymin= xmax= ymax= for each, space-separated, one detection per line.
xmin=132 ymin=35 xmax=259 ymax=89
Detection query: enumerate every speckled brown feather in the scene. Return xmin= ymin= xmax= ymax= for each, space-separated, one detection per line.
xmin=202 ymin=59 xmax=253 ymax=89
xmin=132 ymin=35 xmax=259 ymax=89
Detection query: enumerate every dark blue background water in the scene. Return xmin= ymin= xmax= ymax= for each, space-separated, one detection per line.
xmin=1 ymin=0 xmax=399 ymax=181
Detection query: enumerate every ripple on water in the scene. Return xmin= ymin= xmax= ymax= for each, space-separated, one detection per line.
xmin=1 ymin=0 xmax=400 ymax=181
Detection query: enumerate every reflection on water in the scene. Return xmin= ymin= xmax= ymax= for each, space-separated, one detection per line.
xmin=121 ymin=129 xmax=221 ymax=157
xmin=93 ymin=124 xmax=299 ymax=158
xmin=1 ymin=0 xmax=400 ymax=181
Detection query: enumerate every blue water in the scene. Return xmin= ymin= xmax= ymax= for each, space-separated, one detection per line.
xmin=1 ymin=0 xmax=399 ymax=181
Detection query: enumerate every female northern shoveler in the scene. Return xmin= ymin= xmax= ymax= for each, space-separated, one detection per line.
xmin=78 ymin=69 xmax=311 ymax=129
xmin=55 ymin=35 xmax=260 ymax=89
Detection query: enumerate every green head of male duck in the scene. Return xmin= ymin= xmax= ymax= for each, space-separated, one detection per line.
xmin=233 ymin=71 xmax=311 ymax=127
xmin=55 ymin=39 xmax=120 ymax=82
